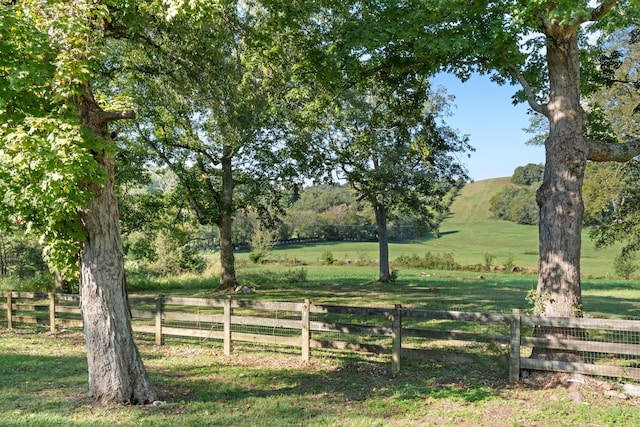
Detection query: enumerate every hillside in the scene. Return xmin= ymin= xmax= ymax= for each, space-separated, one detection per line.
xmin=447 ymin=177 xmax=512 ymax=224
xmin=424 ymin=178 xmax=620 ymax=276
xmin=265 ymin=178 xmax=622 ymax=277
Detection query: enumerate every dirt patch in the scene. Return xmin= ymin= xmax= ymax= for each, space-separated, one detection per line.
xmin=528 ymin=371 xmax=635 ymax=400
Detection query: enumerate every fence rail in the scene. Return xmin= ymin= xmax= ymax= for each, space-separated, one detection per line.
xmin=2 ymin=291 xmax=640 ymax=382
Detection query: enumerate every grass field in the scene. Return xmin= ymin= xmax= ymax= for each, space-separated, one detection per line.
xmin=3 ymin=266 xmax=640 ymax=426
xmin=2 ymin=327 xmax=640 ymax=427
xmin=2 ymin=178 xmax=639 ymax=426
xmin=230 ymin=178 xmax=625 ymax=279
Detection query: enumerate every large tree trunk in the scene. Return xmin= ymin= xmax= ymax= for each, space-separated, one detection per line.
xmin=375 ymin=194 xmax=391 ymax=283
xmin=535 ymin=33 xmax=586 ymax=319
xmin=531 ymin=31 xmax=588 ymax=361
xmin=218 ymin=145 xmax=237 ymax=290
xmin=76 ymin=90 xmax=158 ymax=404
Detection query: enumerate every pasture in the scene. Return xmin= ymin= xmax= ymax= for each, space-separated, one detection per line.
xmin=2 ymin=178 xmax=638 ymax=425
xmin=3 ymin=267 xmax=640 ymax=426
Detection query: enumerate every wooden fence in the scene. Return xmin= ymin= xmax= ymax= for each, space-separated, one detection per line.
xmin=2 ymin=291 xmax=640 ymax=382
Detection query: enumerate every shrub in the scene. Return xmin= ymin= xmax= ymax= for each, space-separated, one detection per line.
xmin=503 ymin=254 xmax=516 ymax=272
xmin=147 ymin=232 xmax=206 ymax=276
xmin=393 ymin=252 xmax=460 ymax=270
xmin=483 ymin=252 xmax=495 ymax=268
xmin=614 ymin=253 xmax=638 ymax=279
xmin=321 ymin=250 xmax=335 ymax=265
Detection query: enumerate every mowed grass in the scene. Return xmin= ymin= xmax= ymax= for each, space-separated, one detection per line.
xmin=2 ymin=178 xmax=640 ymax=426
xmin=4 ymin=268 xmax=640 ymax=426
xmin=3 ymin=325 xmax=640 ymax=427
xmin=244 ymin=178 xmax=623 ymax=278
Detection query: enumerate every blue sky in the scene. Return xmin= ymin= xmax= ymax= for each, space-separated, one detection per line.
xmin=432 ymin=73 xmax=546 ymax=182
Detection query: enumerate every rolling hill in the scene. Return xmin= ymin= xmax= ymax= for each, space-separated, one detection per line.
xmin=264 ymin=178 xmax=622 ymax=277
xmin=415 ymin=177 xmax=621 ymax=277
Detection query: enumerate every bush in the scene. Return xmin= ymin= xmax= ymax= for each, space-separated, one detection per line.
xmin=321 ymin=250 xmax=335 ymax=265
xmin=147 ymin=232 xmax=206 ymax=276
xmin=489 ymin=185 xmax=538 ymax=225
xmin=393 ymin=252 xmax=460 ymax=270
xmin=614 ymin=253 xmax=638 ymax=279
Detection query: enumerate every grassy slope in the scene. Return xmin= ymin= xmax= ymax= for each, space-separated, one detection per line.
xmin=266 ymin=178 xmax=621 ymax=277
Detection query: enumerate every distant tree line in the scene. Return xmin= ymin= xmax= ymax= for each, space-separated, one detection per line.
xmin=488 ymin=163 xmax=543 ymax=225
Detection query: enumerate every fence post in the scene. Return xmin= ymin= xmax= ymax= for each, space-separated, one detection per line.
xmin=392 ymin=304 xmax=402 ymax=375
xmin=49 ymin=292 xmax=56 ymax=333
xmin=224 ymin=296 xmax=232 ymax=356
xmin=155 ymin=294 xmax=164 ymax=346
xmin=509 ymin=308 xmax=521 ymax=383
xmin=301 ymin=299 xmax=310 ymax=362
xmin=7 ymin=291 xmax=12 ymax=329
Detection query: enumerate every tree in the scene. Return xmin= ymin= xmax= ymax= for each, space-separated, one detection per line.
xmin=511 ymin=163 xmax=544 ymax=186
xmin=110 ymin=1 xmax=320 ymax=290
xmin=329 ymin=76 xmax=470 ymax=282
xmin=0 ymin=1 xmax=157 ymax=404
xmin=489 ymin=185 xmax=539 ymax=225
xmin=582 ymin=27 xmax=640 ymax=257
xmin=350 ymin=0 xmax=640 ymax=318
xmin=492 ymin=1 xmax=640 ymax=320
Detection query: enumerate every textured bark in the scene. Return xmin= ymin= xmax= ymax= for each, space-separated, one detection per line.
xmin=218 ymin=145 xmax=237 ymax=290
xmin=76 ymin=89 xmax=157 ymax=404
xmin=535 ymin=33 xmax=586 ymax=319
xmin=375 ymin=194 xmax=391 ymax=283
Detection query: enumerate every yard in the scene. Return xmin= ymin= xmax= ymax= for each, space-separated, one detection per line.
xmin=2 ymin=328 xmax=639 ymax=426
xmin=2 ymin=267 xmax=640 ymax=426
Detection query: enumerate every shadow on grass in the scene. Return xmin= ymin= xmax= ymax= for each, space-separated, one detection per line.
xmin=150 ymin=348 xmax=504 ymax=409
xmin=0 ymin=331 xmax=508 ymax=425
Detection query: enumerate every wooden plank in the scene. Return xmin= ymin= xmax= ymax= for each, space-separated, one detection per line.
xmin=232 ymin=332 xmax=300 ymax=347
xmin=521 ymin=315 xmax=640 ymax=332
xmin=54 ymin=306 xmax=81 ymax=314
xmin=310 ymin=320 xmax=393 ymax=337
xmin=163 ymin=296 xmax=227 ymax=308
xmin=155 ymin=295 xmax=163 ymax=346
xmin=509 ymin=309 xmax=521 ymax=383
xmin=6 ymin=293 xmax=10 ymax=329
xmin=310 ymin=338 xmax=389 ymax=354
xmin=231 ymin=315 xmax=300 ymax=329
xmin=232 ymin=300 xmax=302 ymax=312
xmin=55 ymin=294 xmax=80 ymax=302
xmin=130 ymin=309 xmax=155 ymax=320
xmin=302 ymin=299 xmax=310 ymax=362
xmin=55 ymin=318 xmax=83 ymax=328
xmin=402 ymin=309 xmax=512 ymax=324
xmin=402 ymin=347 xmax=476 ymax=364
xmin=49 ymin=293 xmax=55 ymax=334
xmin=162 ymin=311 xmax=224 ymax=323
xmin=224 ymin=298 xmax=232 ymax=355
xmin=161 ymin=326 xmax=225 ymax=340
xmin=402 ymin=328 xmax=510 ymax=343
xmin=392 ymin=304 xmax=401 ymax=375
xmin=521 ymin=336 xmax=640 ymax=357
xmin=311 ymin=304 xmax=392 ymax=317
xmin=521 ymin=358 xmax=640 ymax=380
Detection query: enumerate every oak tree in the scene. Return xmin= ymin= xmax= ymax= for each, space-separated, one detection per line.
xmin=0 ymin=1 xmax=157 ymax=404
xmin=330 ymin=75 xmax=470 ymax=282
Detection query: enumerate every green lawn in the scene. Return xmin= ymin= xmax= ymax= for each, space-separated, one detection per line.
xmin=239 ymin=177 xmax=624 ymax=278
xmin=1 ymin=178 xmax=639 ymax=425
